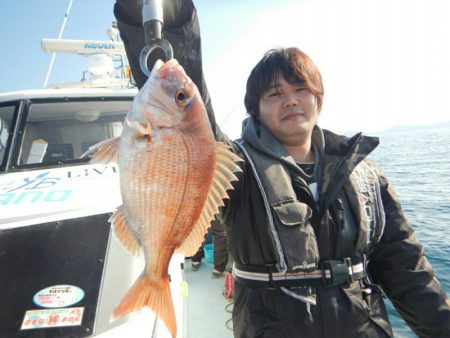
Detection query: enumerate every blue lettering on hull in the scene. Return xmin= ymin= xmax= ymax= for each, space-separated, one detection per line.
xmin=0 ymin=190 xmax=71 ymax=205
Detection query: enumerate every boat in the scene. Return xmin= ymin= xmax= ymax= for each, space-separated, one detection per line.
xmin=0 ymin=24 xmax=195 ymax=338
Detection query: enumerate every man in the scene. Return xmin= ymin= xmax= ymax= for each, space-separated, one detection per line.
xmin=219 ymin=47 xmax=450 ymax=337
xmin=114 ymin=1 xmax=450 ymax=337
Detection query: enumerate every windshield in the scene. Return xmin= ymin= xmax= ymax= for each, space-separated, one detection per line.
xmin=17 ymin=99 xmax=131 ymax=166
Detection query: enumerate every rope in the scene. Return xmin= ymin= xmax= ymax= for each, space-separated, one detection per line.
xmin=224 ymin=301 xmax=233 ymax=331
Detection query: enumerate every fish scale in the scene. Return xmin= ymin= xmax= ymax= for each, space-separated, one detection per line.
xmin=131 ymin=138 xmax=211 ymax=266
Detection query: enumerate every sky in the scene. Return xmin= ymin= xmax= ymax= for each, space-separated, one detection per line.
xmin=1 ymin=0 xmax=449 ymax=139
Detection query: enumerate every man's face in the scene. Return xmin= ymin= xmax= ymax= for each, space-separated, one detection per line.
xmin=258 ymin=75 xmax=319 ymax=146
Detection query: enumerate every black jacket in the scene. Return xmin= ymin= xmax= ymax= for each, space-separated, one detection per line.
xmin=219 ymin=118 xmax=450 ymax=338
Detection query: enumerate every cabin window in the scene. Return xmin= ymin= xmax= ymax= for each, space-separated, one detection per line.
xmin=19 ymin=100 xmax=131 ymax=165
xmin=0 ymin=105 xmax=15 ymax=166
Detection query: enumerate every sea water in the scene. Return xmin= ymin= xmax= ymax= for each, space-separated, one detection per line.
xmin=368 ymin=126 xmax=450 ymax=337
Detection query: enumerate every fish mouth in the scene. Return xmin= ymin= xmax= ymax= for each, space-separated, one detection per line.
xmin=152 ymin=59 xmax=180 ymax=72
xmin=152 ymin=59 xmax=165 ymax=72
xmin=158 ymin=59 xmax=186 ymax=81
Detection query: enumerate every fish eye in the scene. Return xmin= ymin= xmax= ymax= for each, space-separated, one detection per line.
xmin=175 ymin=89 xmax=189 ymax=105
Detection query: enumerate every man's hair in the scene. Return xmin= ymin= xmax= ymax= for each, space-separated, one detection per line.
xmin=244 ymin=47 xmax=324 ymax=117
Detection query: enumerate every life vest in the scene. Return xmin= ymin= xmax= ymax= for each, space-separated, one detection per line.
xmin=233 ymin=139 xmax=385 ymax=289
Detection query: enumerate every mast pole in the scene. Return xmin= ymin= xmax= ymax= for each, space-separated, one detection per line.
xmin=43 ymin=0 xmax=74 ymax=88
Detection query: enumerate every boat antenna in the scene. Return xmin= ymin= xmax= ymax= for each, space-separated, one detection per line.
xmin=43 ymin=0 xmax=74 ymax=88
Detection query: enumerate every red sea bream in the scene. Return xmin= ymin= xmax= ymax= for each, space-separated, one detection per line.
xmin=88 ymin=59 xmax=241 ymax=337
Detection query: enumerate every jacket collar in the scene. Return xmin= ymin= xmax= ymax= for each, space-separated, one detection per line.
xmin=241 ymin=116 xmax=379 ymax=163
xmin=242 ymin=117 xmax=301 ymax=171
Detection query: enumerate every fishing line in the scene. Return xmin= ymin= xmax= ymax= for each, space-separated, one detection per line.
xmin=218 ymin=98 xmax=245 ymax=129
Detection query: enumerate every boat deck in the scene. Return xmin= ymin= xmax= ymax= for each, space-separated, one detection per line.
xmin=185 ymin=258 xmax=234 ymax=338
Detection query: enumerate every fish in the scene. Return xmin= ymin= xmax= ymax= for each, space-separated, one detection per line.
xmin=86 ymin=59 xmax=241 ymax=337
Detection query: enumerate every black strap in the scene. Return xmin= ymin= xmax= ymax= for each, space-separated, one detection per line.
xmin=266 ymin=264 xmax=276 ymax=290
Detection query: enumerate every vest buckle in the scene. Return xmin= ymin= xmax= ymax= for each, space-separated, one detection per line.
xmin=321 ymin=258 xmax=352 ymax=287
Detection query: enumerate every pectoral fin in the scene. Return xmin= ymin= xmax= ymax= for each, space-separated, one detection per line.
xmin=126 ymin=118 xmax=154 ymax=151
xmin=126 ymin=118 xmax=152 ymax=137
xmin=83 ymin=136 xmax=120 ymax=164
xmin=176 ymin=142 xmax=242 ymax=256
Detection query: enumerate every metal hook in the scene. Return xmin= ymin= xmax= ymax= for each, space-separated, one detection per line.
xmin=139 ymin=0 xmax=173 ymax=77
xmin=139 ymin=39 xmax=173 ymax=77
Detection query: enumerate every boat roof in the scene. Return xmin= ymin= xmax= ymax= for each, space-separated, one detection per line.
xmin=0 ymin=86 xmax=138 ymax=102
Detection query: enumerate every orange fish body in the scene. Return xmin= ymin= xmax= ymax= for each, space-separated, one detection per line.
xmin=89 ymin=59 xmax=240 ymax=338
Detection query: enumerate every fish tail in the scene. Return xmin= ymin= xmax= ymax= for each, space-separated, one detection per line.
xmin=112 ymin=274 xmax=176 ymax=338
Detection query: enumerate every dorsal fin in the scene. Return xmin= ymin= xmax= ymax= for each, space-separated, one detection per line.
xmin=82 ymin=136 xmax=120 ymax=164
xmin=176 ymin=142 xmax=242 ymax=256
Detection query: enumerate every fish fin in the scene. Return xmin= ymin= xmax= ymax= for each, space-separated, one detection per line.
xmin=126 ymin=117 xmax=152 ymax=137
xmin=82 ymin=137 xmax=120 ymax=164
xmin=112 ymin=274 xmax=176 ymax=338
xmin=110 ymin=206 xmax=141 ymax=256
xmin=176 ymin=142 xmax=242 ymax=256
